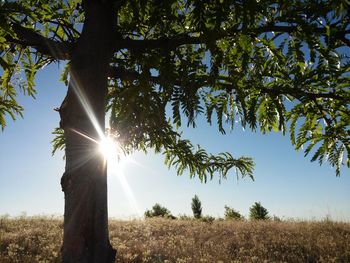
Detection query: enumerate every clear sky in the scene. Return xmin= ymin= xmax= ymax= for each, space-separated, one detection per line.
xmin=0 ymin=63 xmax=349 ymax=221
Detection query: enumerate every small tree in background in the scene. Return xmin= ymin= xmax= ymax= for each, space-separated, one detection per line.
xmin=144 ymin=203 xmax=173 ymax=218
xmin=224 ymin=206 xmax=243 ymax=220
xmin=191 ymin=195 xmax=202 ymax=219
xmin=249 ymin=202 xmax=270 ymax=220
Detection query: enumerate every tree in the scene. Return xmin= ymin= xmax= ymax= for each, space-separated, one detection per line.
xmin=191 ymin=194 xmax=202 ymax=219
xmin=224 ymin=205 xmax=243 ymax=220
xmin=249 ymin=202 xmax=270 ymax=220
xmin=1 ymin=1 xmax=349 ymax=261
xmin=144 ymin=203 xmax=173 ymax=218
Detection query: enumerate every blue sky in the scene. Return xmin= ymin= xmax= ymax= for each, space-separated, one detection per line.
xmin=0 ymin=63 xmax=349 ymax=221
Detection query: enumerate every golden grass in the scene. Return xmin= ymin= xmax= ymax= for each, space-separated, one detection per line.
xmin=1 ymin=216 xmax=349 ymax=262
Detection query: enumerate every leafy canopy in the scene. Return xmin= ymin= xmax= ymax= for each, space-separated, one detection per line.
xmin=1 ymin=0 xmax=349 ymax=179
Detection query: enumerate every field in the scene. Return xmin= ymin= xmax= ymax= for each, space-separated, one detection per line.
xmin=1 ymin=216 xmax=350 ymax=262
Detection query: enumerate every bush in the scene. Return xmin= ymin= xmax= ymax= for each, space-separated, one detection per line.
xmin=144 ymin=203 xmax=174 ymax=218
xmin=200 ymin=215 xmax=215 ymax=223
xmin=249 ymin=202 xmax=270 ymax=220
xmin=191 ymin=195 xmax=202 ymax=219
xmin=224 ymin=205 xmax=243 ymax=220
xmin=272 ymin=215 xmax=282 ymax=221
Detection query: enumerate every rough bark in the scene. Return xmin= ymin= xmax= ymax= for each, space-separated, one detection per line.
xmin=59 ymin=1 xmax=116 ymax=262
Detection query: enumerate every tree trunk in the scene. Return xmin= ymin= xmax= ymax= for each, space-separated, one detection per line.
xmin=59 ymin=1 xmax=116 ymax=262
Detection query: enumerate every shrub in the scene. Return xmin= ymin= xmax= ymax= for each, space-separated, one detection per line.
xmin=200 ymin=215 xmax=215 ymax=223
xmin=191 ymin=195 xmax=202 ymax=219
xmin=249 ymin=202 xmax=270 ymax=220
xmin=272 ymin=215 xmax=282 ymax=221
xmin=144 ymin=203 xmax=173 ymax=218
xmin=224 ymin=205 xmax=243 ymax=220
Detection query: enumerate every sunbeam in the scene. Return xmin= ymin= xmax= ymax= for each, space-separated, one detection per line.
xmin=70 ymin=74 xmax=105 ymax=139
xmin=103 ymin=140 xmax=142 ymax=217
xmin=66 ymin=76 xmax=142 ymax=217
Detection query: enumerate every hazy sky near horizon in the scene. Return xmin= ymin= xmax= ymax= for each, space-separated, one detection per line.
xmin=0 ymin=63 xmax=349 ymax=221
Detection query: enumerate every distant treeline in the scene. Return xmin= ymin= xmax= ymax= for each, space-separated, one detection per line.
xmin=145 ymin=195 xmax=276 ymax=222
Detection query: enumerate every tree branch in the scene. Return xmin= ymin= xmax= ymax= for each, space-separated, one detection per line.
xmin=338 ymin=35 xmax=350 ymax=47
xmin=108 ymin=66 xmax=204 ymax=89
xmin=6 ymin=23 xmax=73 ymax=60
xmin=108 ymin=66 xmax=349 ymax=102
xmin=258 ymin=86 xmax=348 ymax=102
xmin=114 ymin=24 xmax=350 ymax=51
xmin=115 ymin=35 xmax=203 ymax=50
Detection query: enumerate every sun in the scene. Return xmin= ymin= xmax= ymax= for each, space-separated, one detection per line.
xmin=98 ymin=136 xmax=126 ymax=176
xmin=99 ymin=136 xmax=117 ymax=160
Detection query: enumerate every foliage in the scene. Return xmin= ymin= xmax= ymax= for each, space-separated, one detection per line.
xmin=200 ymin=215 xmax=215 ymax=223
xmin=191 ymin=195 xmax=202 ymax=219
xmin=144 ymin=203 xmax=174 ymax=218
xmin=224 ymin=205 xmax=243 ymax=220
xmin=249 ymin=202 xmax=270 ymax=220
xmin=2 ymin=216 xmax=350 ymax=262
xmin=272 ymin=215 xmax=282 ymax=222
xmin=51 ymin=127 xmax=65 ymax=156
xmin=1 ymin=0 xmax=350 ymax=177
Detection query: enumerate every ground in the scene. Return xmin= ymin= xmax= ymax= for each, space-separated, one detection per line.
xmin=0 ymin=216 xmax=349 ymax=262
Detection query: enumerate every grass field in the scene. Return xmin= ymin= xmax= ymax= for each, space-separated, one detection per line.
xmin=1 ymin=216 xmax=349 ymax=262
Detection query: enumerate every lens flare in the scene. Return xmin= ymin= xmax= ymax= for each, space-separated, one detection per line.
xmin=99 ymin=136 xmax=118 ymax=160
xmin=100 ymin=136 xmax=142 ymax=217
xmin=66 ymin=74 xmax=141 ymax=217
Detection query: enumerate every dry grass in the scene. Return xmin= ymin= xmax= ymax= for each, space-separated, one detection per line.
xmin=1 ymin=216 xmax=350 ymax=262
xmin=0 ymin=216 xmax=62 ymax=262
